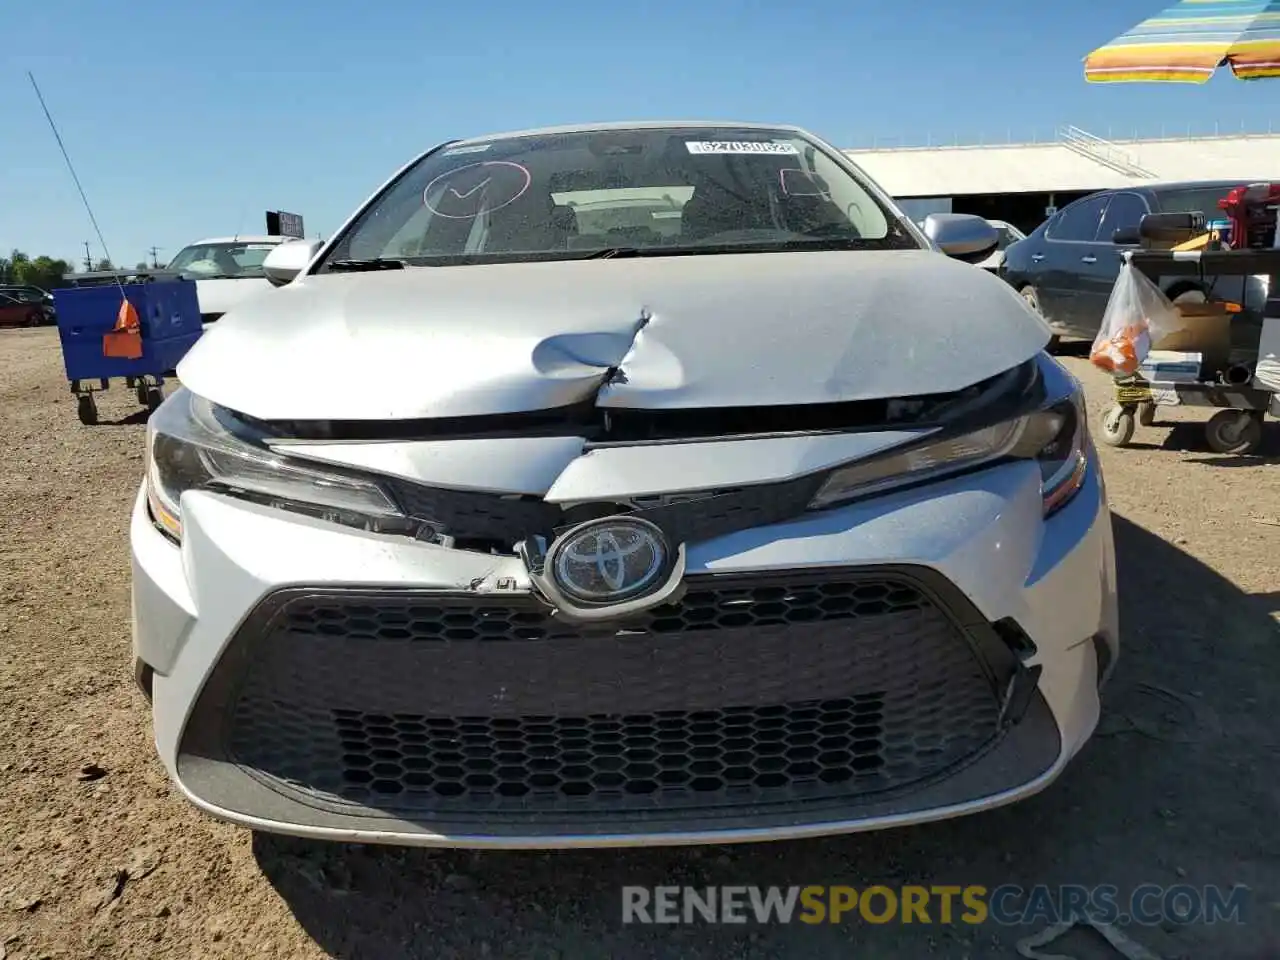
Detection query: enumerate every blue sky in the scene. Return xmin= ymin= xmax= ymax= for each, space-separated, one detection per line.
xmin=3 ymin=0 xmax=1277 ymax=266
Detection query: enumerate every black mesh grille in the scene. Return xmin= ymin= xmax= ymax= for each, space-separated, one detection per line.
xmin=276 ymin=576 xmax=932 ymax=642
xmin=382 ymin=480 xmax=562 ymax=543
xmin=379 ymin=474 xmax=826 ymax=548
xmin=625 ymin=474 xmax=826 ymax=546
xmin=193 ymin=571 xmax=1008 ymax=822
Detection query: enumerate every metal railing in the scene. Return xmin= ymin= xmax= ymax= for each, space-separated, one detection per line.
xmin=1055 ymin=124 xmax=1158 ymax=179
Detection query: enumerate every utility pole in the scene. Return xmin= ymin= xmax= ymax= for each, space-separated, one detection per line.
xmin=82 ymin=241 xmax=93 ymax=273
xmin=148 ymin=246 xmax=162 ymax=268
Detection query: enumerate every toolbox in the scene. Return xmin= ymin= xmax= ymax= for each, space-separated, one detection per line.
xmin=52 ymin=270 xmax=202 ymax=424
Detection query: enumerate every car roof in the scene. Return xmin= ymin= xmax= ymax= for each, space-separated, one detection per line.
xmin=447 ymin=119 xmax=812 ymax=148
xmin=1141 ymin=178 xmax=1265 ymax=193
xmin=179 ymin=235 xmax=294 ymax=246
xmin=1080 ymin=179 xmax=1261 ymax=201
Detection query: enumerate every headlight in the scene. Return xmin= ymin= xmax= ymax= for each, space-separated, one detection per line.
xmin=808 ymin=393 xmax=1088 ymax=516
xmin=144 ymin=389 xmax=419 ymax=542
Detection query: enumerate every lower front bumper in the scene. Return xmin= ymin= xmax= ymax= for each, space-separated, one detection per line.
xmin=132 ymin=456 xmax=1116 ymax=848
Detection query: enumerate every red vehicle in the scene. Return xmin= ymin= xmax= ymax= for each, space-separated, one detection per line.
xmin=0 ymin=293 xmax=48 ymax=328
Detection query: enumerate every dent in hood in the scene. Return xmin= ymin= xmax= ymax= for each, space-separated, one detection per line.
xmin=177 ymin=250 xmax=1051 ymax=421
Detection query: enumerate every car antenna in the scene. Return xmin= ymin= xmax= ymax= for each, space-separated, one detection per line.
xmin=27 ymin=72 xmax=128 ymax=302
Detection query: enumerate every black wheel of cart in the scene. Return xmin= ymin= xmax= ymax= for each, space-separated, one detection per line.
xmin=76 ymin=394 xmax=98 ymax=426
xmin=1204 ymin=410 xmax=1262 ymax=455
xmin=145 ymin=387 xmax=164 ymax=411
xmin=136 ymin=383 xmax=149 ymax=405
xmin=1137 ymin=402 xmax=1156 ymax=427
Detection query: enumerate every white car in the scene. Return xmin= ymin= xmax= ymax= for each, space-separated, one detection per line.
xmin=916 ymin=218 xmax=1025 ymax=273
xmin=166 ymin=235 xmax=300 ymax=324
xmin=132 ymin=121 xmax=1117 ymax=849
xmin=978 ymin=219 xmax=1027 ymax=273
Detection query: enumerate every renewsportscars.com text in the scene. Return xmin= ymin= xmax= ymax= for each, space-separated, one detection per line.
xmin=621 ymin=884 xmax=1249 ymax=926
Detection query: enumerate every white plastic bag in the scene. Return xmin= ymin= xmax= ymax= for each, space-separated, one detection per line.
xmin=1254 ymin=315 xmax=1280 ymax=392
xmin=1090 ymin=262 xmax=1183 ymax=377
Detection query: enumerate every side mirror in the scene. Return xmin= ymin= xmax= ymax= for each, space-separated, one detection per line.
xmin=922 ymin=213 xmax=1000 ymax=263
xmin=262 ymin=240 xmax=323 ymax=287
xmin=1112 ymin=226 xmax=1141 ymax=245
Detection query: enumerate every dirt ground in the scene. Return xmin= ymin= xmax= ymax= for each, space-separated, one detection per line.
xmin=0 ymin=326 xmax=1277 ymax=960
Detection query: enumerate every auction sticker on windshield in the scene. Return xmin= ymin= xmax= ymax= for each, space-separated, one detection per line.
xmin=685 ymin=141 xmax=798 ymax=155
xmin=443 ymin=143 xmax=493 ymax=156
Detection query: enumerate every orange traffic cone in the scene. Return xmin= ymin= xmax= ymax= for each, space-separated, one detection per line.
xmin=102 ymin=297 xmax=143 ymax=359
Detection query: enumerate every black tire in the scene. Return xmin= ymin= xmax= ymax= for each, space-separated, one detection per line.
xmin=1204 ymin=410 xmax=1262 ymax=455
xmin=76 ymin=394 xmax=98 ymax=426
xmin=136 ymin=383 xmax=149 ymax=406
xmin=1021 ymin=286 xmax=1060 ymax=351
xmin=145 ymin=388 xmax=164 ymax=411
xmin=1170 ymin=287 xmax=1207 ymax=306
xmin=1100 ymin=406 xmax=1135 ymax=447
xmin=1020 ymin=285 xmax=1042 ymax=314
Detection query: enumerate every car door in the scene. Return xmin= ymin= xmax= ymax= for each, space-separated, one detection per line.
xmin=1076 ymin=191 xmax=1151 ymax=335
xmin=0 ymin=296 xmax=25 ymax=327
xmin=1037 ymin=194 xmax=1109 ymax=331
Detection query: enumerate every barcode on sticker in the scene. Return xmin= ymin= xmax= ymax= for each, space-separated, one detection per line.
xmin=685 ymin=141 xmax=798 ymax=155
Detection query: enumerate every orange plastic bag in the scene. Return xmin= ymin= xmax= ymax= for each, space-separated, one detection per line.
xmin=1089 ymin=262 xmax=1183 ymax=377
xmin=102 ymin=297 xmax=142 ymax=359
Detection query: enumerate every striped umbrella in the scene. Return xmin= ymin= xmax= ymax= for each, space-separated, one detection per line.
xmin=1084 ymin=0 xmax=1280 ymax=83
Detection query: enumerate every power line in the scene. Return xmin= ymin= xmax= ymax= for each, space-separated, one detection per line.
xmin=29 ymin=72 xmax=124 ymax=294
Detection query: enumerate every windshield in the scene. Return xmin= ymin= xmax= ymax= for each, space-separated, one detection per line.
xmin=167 ymin=241 xmax=281 ymax=279
xmin=319 ymin=126 xmax=917 ymax=269
xmin=996 ymin=224 xmax=1024 ymax=251
xmin=0 ymin=287 xmax=44 ymax=302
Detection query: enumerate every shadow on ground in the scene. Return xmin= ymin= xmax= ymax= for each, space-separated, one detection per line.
xmin=89 ymin=409 xmax=152 ymax=427
xmin=253 ymin=515 xmax=1279 ymax=960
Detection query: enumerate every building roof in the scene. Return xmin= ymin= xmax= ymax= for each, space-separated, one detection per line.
xmin=844 ymin=132 xmax=1280 ymax=198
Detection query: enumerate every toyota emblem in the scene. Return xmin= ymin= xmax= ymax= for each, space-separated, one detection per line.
xmin=550 ymin=517 xmax=668 ymax=604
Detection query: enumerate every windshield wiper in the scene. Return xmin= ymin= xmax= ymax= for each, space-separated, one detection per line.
xmin=583 ymin=247 xmax=645 ymax=259
xmin=579 ymin=246 xmax=757 ymax=260
xmin=327 ymin=258 xmax=407 ymax=273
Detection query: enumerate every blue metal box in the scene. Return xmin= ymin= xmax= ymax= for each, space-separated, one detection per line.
xmin=53 ymin=276 xmax=203 ymax=385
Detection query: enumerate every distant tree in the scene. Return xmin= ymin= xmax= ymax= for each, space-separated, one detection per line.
xmin=2 ymin=249 xmax=71 ymax=290
xmin=93 ymin=258 xmax=114 ymax=272
xmin=136 ymin=261 xmax=149 ymax=270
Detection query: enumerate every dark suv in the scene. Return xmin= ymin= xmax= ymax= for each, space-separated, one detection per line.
xmin=1002 ymin=180 xmax=1265 ymax=341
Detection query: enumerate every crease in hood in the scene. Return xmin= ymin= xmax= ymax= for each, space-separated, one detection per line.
xmin=176 ymin=249 xmax=1051 ymax=422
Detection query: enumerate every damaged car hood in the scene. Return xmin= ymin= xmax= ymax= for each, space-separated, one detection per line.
xmin=177 ymin=250 xmax=1051 ymax=421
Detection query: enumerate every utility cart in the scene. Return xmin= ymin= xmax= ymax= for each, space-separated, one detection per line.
xmin=1099 ymin=215 xmax=1280 ymax=455
xmin=52 ymin=270 xmax=202 ymax=425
